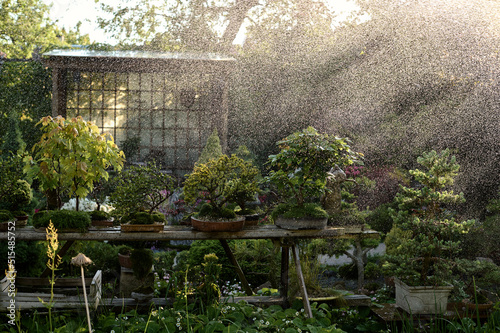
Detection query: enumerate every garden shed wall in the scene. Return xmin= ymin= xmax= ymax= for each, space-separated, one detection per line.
xmin=43 ymin=50 xmax=236 ymax=175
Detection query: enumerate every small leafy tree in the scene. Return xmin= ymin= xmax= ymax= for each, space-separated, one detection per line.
xmin=384 ymin=149 xmax=475 ymax=286
xmin=184 ymin=154 xmax=259 ymax=219
xmin=110 ymin=162 xmax=175 ymax=218
xmin=24 ymin=116 xmax=125 ymax=210
xmin=267 ymin=127 xmax=363 ymax=208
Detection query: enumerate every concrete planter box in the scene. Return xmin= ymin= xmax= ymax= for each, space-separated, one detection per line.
xmin=395 ymin=277 xmax=453 ymax=314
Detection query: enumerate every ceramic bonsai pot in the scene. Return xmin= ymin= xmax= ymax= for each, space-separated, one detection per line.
xmin=191 ymin=216 xmax=245 ymax=232
xmin=120 ymin=222 xmax=164 ymax=233
xmin=275 ymin=216 xmax=328 ymax=230
xmin=395 ymin=277 xmax=453 ymax=314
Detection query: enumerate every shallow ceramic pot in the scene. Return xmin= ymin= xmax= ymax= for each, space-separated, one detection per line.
xmin=120 ymin=222 xmax=164 ymax=233
xmin=191 ymin=216 xmax=245 ymax=232
xmin=275 ymin=216 xmax=328 ymax=230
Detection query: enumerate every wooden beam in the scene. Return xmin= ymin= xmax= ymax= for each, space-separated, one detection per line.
xmin=219 ymin=239 xmax=253 ymax=296
xmin=291 ymin=244 xmax=313 ymax=318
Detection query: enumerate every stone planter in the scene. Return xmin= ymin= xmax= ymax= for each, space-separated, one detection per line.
xmin=275 ymin=216 xmax=328 ymax=230
xmin=395 ymin=277 xmax=453 ymax=314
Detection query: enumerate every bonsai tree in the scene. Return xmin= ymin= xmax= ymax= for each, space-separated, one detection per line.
xmin=110 ymin=162 xmax=175 ymax=219
xmin=267 ymin=127 xmax=362 ymax=218
xmin=383 ymin=149 xmax=475 ymax=286
xmin=24 ymin=116 xmax=125 ymax=210
xmin=183 ymin=154 xmax=260 ymax=220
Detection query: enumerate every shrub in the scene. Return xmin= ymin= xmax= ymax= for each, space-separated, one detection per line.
xmin=89 ymin=210 xmax=110 ymax=221
xmin=130 ymin=248 xmax=154 ymax=280
xmin=110 ymin=162 xmax=175 ymax=218
xmin=32 ymin=210 xmax=91 ymax=231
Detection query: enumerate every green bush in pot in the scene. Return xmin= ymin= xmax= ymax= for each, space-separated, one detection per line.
xmin=110 ymin=162 xmax=175 ymax=220
xmin=266 ymin=127 xmax=362 ymax=226
xmin=183 ymin=154 xmax=260 ymax=221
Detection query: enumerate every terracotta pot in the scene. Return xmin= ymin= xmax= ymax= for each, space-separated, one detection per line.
xmin=191 ymin=216 xmax=245 ymax=232
xmin=462 ymin=299 xmax=493 ymax=312
xmin=118 ymin=253 xmax=133 ymax=269
xmin=120 ymin=222 xmax=164 ymax=233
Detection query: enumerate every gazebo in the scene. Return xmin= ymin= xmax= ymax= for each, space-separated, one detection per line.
xmin=43 ymin=49 xmax=236 ymax=175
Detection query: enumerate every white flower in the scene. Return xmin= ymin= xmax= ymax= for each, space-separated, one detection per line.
xmin=111 ymin=330 xmax=115 ymax=333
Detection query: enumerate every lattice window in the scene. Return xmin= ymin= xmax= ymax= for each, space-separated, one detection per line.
xmin=65 ymin=70 xmax=217 ymax=174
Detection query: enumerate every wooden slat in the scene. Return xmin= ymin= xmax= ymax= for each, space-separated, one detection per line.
xmin=0 ymin=225 xmax=375 ymax=242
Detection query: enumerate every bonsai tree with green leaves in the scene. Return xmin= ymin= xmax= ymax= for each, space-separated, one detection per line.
xmin=267 ymin=127 xmax=362 ymax=219
xmin=24 ymin=116 xmax=125 ymax=210
xmin=383 ymin=149 xmax=475 ymax=286
xmin=110 ymin=162 xmax=175 ymax=220
xmin=183 ymin=154 xmax=260 ymax=220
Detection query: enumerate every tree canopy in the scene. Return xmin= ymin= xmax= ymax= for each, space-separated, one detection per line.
xmin=0 ymin=0 xmax=89 ymax=58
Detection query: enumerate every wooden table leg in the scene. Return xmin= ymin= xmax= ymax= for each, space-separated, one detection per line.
xmin=291 ymin=244 xmax=313 ymax=318
xmin=280 ymin=244 xmax=289 ymax=301
xmin=219 ymin=239 xmax=253 ymax=296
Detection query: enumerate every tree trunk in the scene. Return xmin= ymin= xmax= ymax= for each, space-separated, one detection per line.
xmin=219 ymin=0 xmax=259 ymax=51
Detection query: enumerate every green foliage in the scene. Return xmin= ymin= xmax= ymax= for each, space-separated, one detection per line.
xmin=119 ymin=136 xmax=141 ymax=163
xmin=196 ymin=129 xmax=223 ymax=165
xmin=121 ymin=211 xmax=164 ymax=225
xmin=130 ymin=248 xmax=154 ymax=280
xmin=0 ymin=61 xmax=51 ymax=150
xmin=231 ymin=239 xmax=281 ymax=288
xmin=110 ymin=162 xmax=175 ymax=218
xmin=89 ymin=210 xmax=110 ymax=221
xmin=1 ymin=114 xmax=25 ymax=157
xmin=3 ymin=179 xmax=32 ymax=211
xmin=0 ymin=155 xmax=25 ymax=206
xmin=266 ymin=127 xmax=363 ymax=207
xmin=24 ymin=116 xmax=125 ymax=210
xmin=365 ymin=203 xmax=397 ymax=235
xmin=184 ymin=154 xmax=260 ymax=219
xmin=271 ymin=202 xmax=329 ymax=220
xmin=0 ymin=0 xmax=89 ymax=58
xmin=31 ymin=209 xmax=91 ymax=231
xmin=0 ymin=240 xmax=45 ymax=276
xmin=384 ymin=150 xmax=475 ymax=286
xmin=0 ymin=210 xmax=13 ymax=222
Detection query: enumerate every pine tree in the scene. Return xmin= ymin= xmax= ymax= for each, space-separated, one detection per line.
xmin=196 ymin=129 xmax=224 ymax=165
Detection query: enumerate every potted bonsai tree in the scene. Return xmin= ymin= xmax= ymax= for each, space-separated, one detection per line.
xmin=110 ymin=162 xmax=175 ymax=232
xmin=89 ymin=210 xmax=114 ymax=228
xmin=266 ymin=127 xmax=362 ymax=230
xmin=24 ymin=116 xmax=125 ymax=211
xmin=183 ymin=154 xmax=260 ymax=232
xmin=383 ymin=149 xmax=475 ymax=314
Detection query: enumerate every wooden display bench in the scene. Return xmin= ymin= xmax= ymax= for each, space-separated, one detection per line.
xmin=2 ymin=225 xmax=378 ymax=317
xmin=0 ymin=270 xmax=102 ymax=312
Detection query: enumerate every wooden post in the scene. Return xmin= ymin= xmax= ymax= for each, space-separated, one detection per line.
xmin=219 ymin=239 xmax=253 ymax=296
xmin=51 ymin=68 xmax=67 ymax=117
xmin=291 ymin=244 xmax=313 ymax=318
xmin=280 ymin=243 xmax=289 ymax=301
